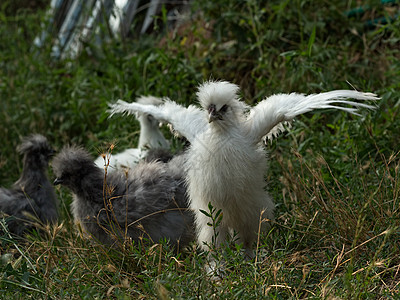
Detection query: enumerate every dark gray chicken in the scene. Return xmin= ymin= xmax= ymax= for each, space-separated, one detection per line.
xmin=52 ymin=145 xmax=193 ymax=249
xmin=0 ymin=134 xmax=58 ymax=236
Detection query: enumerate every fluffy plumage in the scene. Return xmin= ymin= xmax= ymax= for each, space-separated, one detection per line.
xmin=143 ymin=148 xmax=174 ymax=163
xmin=0 ymin=134 xmax=58 ymax=236
xmin=95 ymin=95 xmax=170 ymax=171
xmin=53 ymin=145 xmax=193 ymax=248
xmin=108 ymin=80 xmax=379 ymax=256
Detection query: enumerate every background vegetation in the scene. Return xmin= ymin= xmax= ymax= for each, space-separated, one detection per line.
xmin=0 ymin=0 xmax=399 ymax=298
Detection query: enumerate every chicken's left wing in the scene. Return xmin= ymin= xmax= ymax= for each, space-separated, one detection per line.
xmin=246 ymin=90 xmax=379 ymax=143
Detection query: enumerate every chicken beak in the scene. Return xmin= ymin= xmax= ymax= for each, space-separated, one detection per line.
xmin=53 ymin=178 xmax=63 ymax=185
xmin=208 ymin=114 xmax=217 ymax=123
xmin=208 ymin=104 xmax=219 ymax=123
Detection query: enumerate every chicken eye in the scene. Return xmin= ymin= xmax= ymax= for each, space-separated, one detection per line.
xmin=219 ymin=104 xmax=228 ymax=113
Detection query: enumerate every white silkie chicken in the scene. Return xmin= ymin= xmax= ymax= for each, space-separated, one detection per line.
xmin=108 ymin=80 xmax=379 ymax=258
xmin=95 ymin=95 xmax=170 ymax=172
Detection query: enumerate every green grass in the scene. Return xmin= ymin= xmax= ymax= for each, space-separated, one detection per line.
xmin=1 ymin=0 xmax=400 ymax=298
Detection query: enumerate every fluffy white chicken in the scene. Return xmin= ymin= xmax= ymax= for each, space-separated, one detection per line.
xmin=108 ymin=80 xmax=378 ymax=257
xmin=95 ymin=95 xmax=170 ymax=171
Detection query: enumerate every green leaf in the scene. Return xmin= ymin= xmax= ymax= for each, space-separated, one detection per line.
xmin=307 ymin=25 xmax=316 ymax=57
xmin=199 ymin=209 xmax=211 ymax=218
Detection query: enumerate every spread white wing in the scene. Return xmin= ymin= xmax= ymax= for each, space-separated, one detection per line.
xmin=246 ymin=90 xmax=379 ymax=143
xmin=108 ymin=99 xmax=207 ymax=143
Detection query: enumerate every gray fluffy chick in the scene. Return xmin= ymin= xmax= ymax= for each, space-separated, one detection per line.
xmin=0 ymin=134 xmax=58 ymax=236
xmin=52 ymin=145 xmax=194 ymax=249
